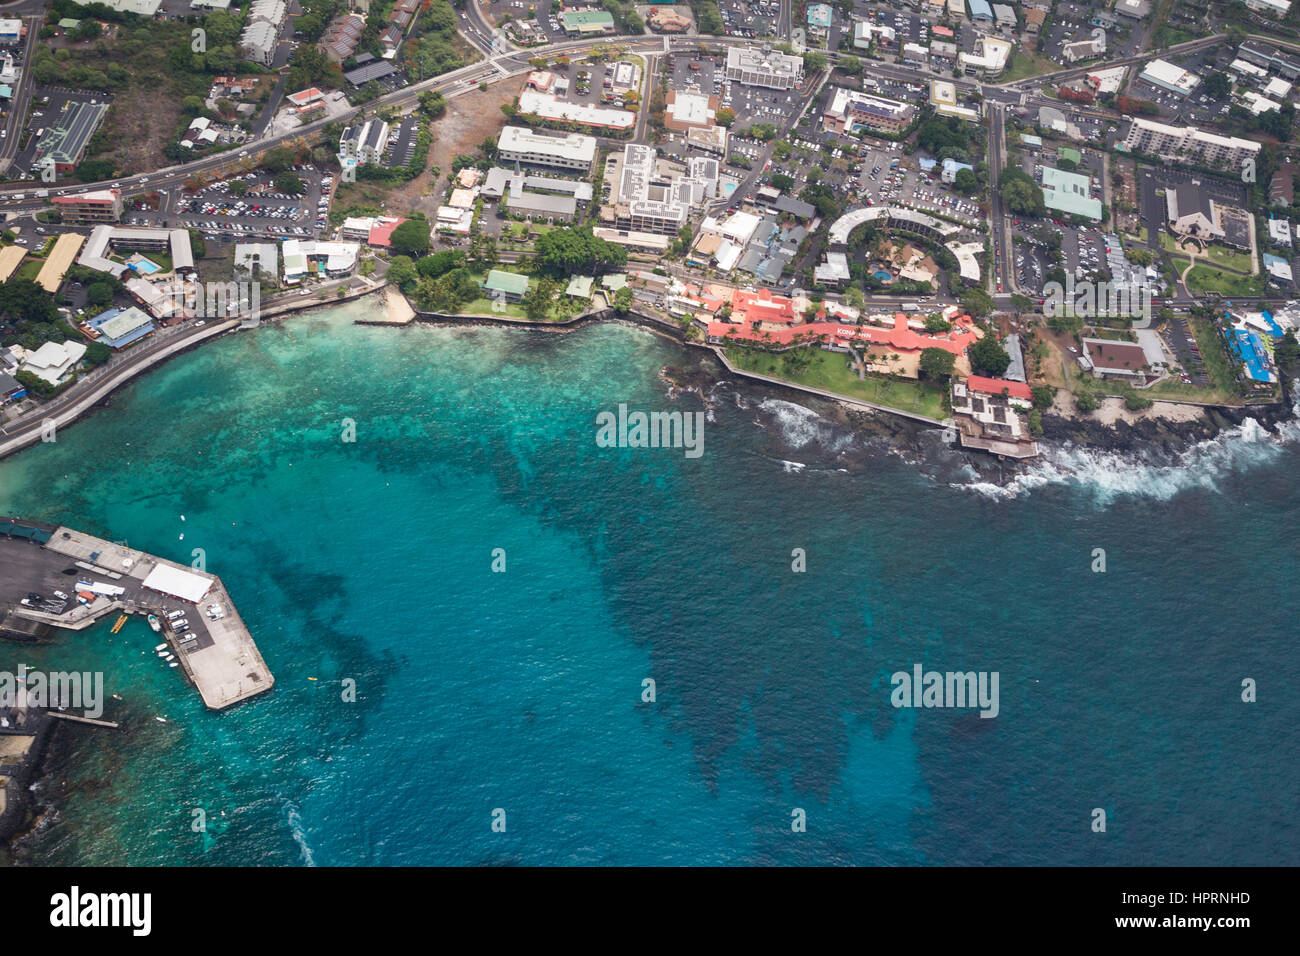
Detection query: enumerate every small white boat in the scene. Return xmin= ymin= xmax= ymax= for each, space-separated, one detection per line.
xmin=148 ymin=614 xmax=161 ymax=633
xmin=155 ymin=716 xmax=167 ymax=723
xmin=154 ymin=643 xmax=167 ymax=652
xmin=168 ymin=662 xmax=178 ymax=668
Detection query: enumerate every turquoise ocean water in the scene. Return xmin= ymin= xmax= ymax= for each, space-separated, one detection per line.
xmin=2 ymin=301 xmax=1297 ymax=865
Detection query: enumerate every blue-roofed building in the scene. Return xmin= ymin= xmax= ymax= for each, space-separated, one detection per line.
xmin=941 ymin=158 xmax=974 ymax=183
xmin=918 ymin=157 xmax=938 ymax=172
xmin=1259 ymin=310 xmax=1286 ymax=337
xmin=807 ymin=3 xmax=833 ymax=32
xmin=1263 ymin=252 xmax=1293 ymax=284
xmin=1227 ymin=328 xmax=1277 ymax=383
xmin=87 ymin=306 xmax=156 ymax=349
xmin=968 ymin=0 xmax=994 ymax=22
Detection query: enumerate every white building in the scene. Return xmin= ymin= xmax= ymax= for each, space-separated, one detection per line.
xmin=959 ymin=35 xmax=1012 ymax=77
xmin=1244 ymin=0 xmax=1291 ymax=17
xmin=612 ymin=144 xmax=715 ymax=236
xmin=725 ymin=46 xmax=804 ymax=90
xmin=19 ymin=340 xmax=87 ymax=386
xmin=239 ymin=0 xmax=287 ymax=68
xmin=1122 ymin=117 xmax=1261 ymax=170
xmin=497 ymin=126 xmax=597 ymax=172
xmin=1139 ymin=59 xmax=1200 ymax=96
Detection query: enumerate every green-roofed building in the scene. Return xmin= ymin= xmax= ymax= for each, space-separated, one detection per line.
xmin=483 ymin=269 xmax=531 ymax=301
xmin=34 ymin=100 xmax=110 ymax=174
xmin=1040 ymin=166 xmax=1102 ymax=220
xmin=1021 ymin=133 xmax=1043 ymax=150
xmin=560 ymin=10 xmax=616 ymax=35
xmin=565 ymin=275 xmax=594 ymax=298
xmin=1057 ymin=146 xmax=1083 ymax=166
xmin=58 ymin=18 xmax=82 ymax=29
xmin=600 ymin=273 xmax=628 ymax=291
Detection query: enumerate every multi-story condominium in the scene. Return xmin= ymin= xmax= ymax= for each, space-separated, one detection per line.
xmin=50 ymin=189 xmax=123 ymax=225
xmin=1122 ymin=118 xmax=1261 ymax=171
xmin=823 ymin=88 xmax=915 ymax=136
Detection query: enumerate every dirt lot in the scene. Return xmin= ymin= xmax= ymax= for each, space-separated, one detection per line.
xmin=330 ymin=77 xmax=526 ymax=221
xmin=96 ymin=85 xmax=187 ymax=177
xmin=424 ymin=76 xmax=527 ymax=207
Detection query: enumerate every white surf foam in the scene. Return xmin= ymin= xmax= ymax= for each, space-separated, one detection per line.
xmin=286 ymin=802 xmax=317 ymax=867
xmin=957 ymin=402 xmax=1298 ymax=503
xmin=758 ymin=399 xmax=856 ymax=454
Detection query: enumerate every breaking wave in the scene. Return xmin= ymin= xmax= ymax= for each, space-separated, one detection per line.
xmin=957 ymin=411 xmax=1298 ymax=503
xmin=757 ymin=399 xmax=857 ymax=454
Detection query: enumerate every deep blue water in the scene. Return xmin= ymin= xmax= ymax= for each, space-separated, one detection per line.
xmin=2 ymin=302 xmax=1297 ymax=865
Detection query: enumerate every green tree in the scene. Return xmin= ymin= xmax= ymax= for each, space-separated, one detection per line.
xmin=969 ymin=333 xmax=1012 ymax=377
xmin=953 ymin=167 xmax=979 ymax=196
xmin=534 ymin=226 xmax=626 ymax=276
xmin=85 ymin=281 xmax=115 ymax=308
xmin=715 ymin=106 xmax=735 ymax=127
xmin=960 ymin=288 xmax=994 ymax=317
xmin=1075 ymin=388 xmax=1100 ymax=413
xmin=612 ymin=285 xmax=634 ymax=315
xmin=837 ymin=54 xmax=862 ymax=75
xmin=84 ymin=341 xmax=112 ymax=366
xmin=274 ymin=172 xmax=305 ymax=194
xmin=1031 ymin=384 xmax=1054 ymax=410
xmin=387 ymin=256 xmax=418 ymax=291
xmin=919 ymin=347 xmax=957 ymax=380
xmin=1202 ymin=71 xmax=1231 ymax=100
xmin=389 ymin=220 xmax=432 ymax=259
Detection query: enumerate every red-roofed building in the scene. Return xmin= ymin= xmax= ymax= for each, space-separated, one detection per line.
xmin=705 ymin=310 xmax=980 ymax=357
xmin=366 ymin=217 xmax=408 ymax=248
xmin=287 ymin=88 xmax=325 ymax=110
xmin=729 ymin=287 xmax=802 ymax=327
xmin=52 ymin=188 xmax=123 ymax=225
xmin=965 ymin=375 xmax=1033 ymax=404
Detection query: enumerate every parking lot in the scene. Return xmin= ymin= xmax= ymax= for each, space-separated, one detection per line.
xmin=136 ymin=165 xmax=332 ymax=242
xmin=717 ymin=0 xmax=778 ymax=39
xmin=11 ymin=87 xmax=114 ymax=180
xmin=663 ymin=51 xmax=806 ymax=131
xmin=1164 ymin=311 xmax=1211 ymax=387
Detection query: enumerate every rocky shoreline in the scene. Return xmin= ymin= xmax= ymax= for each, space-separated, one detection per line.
xmin=0 ymin=711 xmax=57 ymax=860
xmin=660 ymin=352 xmax=1296 ymax=473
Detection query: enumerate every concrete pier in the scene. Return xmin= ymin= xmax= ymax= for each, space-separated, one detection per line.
xmin=1 ymin=524 xmax=274 ymax=710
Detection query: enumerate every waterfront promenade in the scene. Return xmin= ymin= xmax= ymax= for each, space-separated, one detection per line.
xmin=1 ymin=526 xmax=273 ymax=710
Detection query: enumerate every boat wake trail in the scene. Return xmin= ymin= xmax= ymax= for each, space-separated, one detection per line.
xmin=285 ymin=802 xmax=316 ymax=867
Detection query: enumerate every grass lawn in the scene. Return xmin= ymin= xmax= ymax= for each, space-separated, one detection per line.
xmin=1201 ymin=243 xmax=1254 ymax=273
xmin=1185 ymin=264 xmax=1265 ymax=297
xmin=726 ymin=346 xmax=949 ymax=420
xmin=1145 ymin=315 xmax=1240 ymax=403
xmin=15 ymin=259 xmax=44 ymax=281
xmin=1001 ymin=50 xmax=1060 ymax=84
xmin=461 ymin=296 xmax=528 ymax=318
xmin=499 ymin=222 xmax=556 ymax=243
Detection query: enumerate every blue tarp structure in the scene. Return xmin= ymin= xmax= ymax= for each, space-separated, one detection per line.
xmin=1259 ymin=309 xmax=1285 ymax=338
xmin=1227 ymin=329 xmax=1276 ymax=382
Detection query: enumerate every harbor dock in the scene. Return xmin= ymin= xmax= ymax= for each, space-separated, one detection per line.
xmin=0 ymin=523 xmax=273 ymax=710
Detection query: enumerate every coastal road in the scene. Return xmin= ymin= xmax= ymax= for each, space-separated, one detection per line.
xmin=0 ymin=33 xmax=775 ymax=212
xmin=0 ymin=14 xmax=43 ymax=176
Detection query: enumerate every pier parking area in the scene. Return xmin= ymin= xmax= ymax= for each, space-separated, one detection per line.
xmin=0 ymin=526 xmax=273 ymax=710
